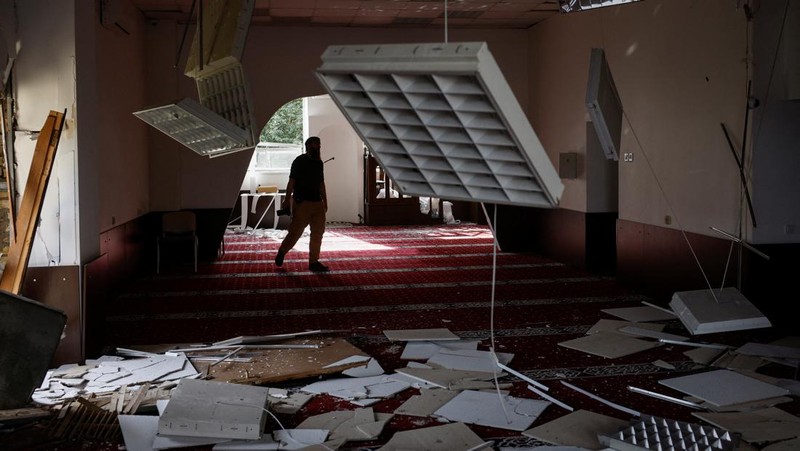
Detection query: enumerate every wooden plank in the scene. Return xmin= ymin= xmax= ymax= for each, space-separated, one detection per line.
xmin=0 ymin=110 xmax=65 ymax=294
xmin=0 ymin=406 xmax=53 ymax=423
xmin=198 ymin=337 xmax=370 ymax=384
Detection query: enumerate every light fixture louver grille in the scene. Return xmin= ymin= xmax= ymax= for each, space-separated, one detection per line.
xmin=133 ymin=98 xmax=251 ymax=158
xmin=315 ymin=42 xmax=563 ymax=208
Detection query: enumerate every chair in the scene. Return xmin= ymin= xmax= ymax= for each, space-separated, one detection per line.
xmin=252 ymin=185 xmax=282 ymax=230
xmin=156 ymin=211 xmax=198 ymax=274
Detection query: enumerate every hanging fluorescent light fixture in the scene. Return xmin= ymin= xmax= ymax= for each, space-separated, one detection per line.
xmin=133 ymin=0 xmax=256 ymax=158
xmin=315 ymin=42 xmax=563 ymax=208
xmin=558 ymin=0 xmax=642 ymax=13
xmin=133 ymin=98 xmax=252 ymax=158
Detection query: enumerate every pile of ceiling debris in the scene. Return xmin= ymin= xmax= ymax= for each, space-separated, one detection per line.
xmin=5 ymin=294 xmax=800 ymax=450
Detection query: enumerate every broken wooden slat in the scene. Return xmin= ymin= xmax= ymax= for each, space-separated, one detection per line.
xmin=0 ymin=97 xmax=17 ymax=248
xmin=122 ymin=384 xmax=149 ymax=415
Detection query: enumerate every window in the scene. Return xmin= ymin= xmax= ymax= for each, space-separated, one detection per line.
xmin=251 ymin=142 xmax=302 ymax=171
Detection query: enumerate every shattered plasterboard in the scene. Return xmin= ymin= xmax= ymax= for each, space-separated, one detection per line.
xmin=523 ymin=409 xmax=628 ymax=450
xmin=395 ymin=366 xmax=501 ymax=390
xmin=426 ymin=348 xmax=513 ymax=373
xmin=558 ymin=330 xmax=661 ymax=359
xmin=401 ymin=340 xmax=480 ymax=360
xmin=602 ymin=305 xmax=676 ymax=322
xmin=377 ymin=422 xmax=490 ymax=451
xmin=393 ymin=388 xmax=459 ymax=417
xmin=692 ymin=407 xmax=800 ymax=444
xmin=296 ymin=408 xmax=392 ymax=442
xmin=586 ymin=319 xmax=665 ymax=335
xmin=32 ymin=353 xmax=198 ymax=405
xmin=433 ymin=390 xmax=550 ymax=431
xmin=659 ymin=369 xmax=790 ymax=408
xmin=618 ymin=326 xmax=689 ymax=342
xmin=301 ymin=374 xmax=411 ymax=405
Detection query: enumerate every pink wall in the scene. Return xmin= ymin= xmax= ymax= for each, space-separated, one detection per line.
xmin=142 ymin=23 xmax=533 ymax=213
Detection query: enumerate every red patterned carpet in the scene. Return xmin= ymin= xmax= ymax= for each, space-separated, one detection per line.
xmin=93 ymin=223 xmax=796 ymax=449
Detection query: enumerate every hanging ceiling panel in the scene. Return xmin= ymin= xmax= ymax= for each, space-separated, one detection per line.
xmin=315 ymin=41 xmax=563 ymax=208
xmin=586 ymin=48 xmax=622 ymax=161
xmin=195 ymin=62 xmax=256 ymax=142
xmin=133 ymin=0 xmax=256 ymax=158
xmin=133 ymin=98 xmax=251 ymax=158
xmin=184 ymin=0 xmax=254 ymax=79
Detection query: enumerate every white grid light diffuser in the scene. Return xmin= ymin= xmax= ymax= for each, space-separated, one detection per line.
xmin=315 ymin=42 xmax=563 ymax=208
xmin=196 ymin=63 xmax=255 ymax=134
xmin=133 ymin=98 xmax=251 ymax=158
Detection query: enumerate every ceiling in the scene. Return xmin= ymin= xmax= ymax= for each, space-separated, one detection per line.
xmin=129 ymin=0 xmax=562 ymax=30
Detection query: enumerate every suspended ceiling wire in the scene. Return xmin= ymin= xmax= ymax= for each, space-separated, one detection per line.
xmin=485 ymin=205 xmax=553 ymax=423
xmin=750 ymin=0 xmax=791 ymax=155
xmin=595 ymin=4 xmax=765 ymax=304
xmin=174 ymin=0 xmax=197 ymax=68
xmin=721 ymin=237 xmax=737 ymax=291
xmin=444 ymin=0 xmax=448 ymax=44
xmin=486 ymin=203 xmax=512 ymax=424
xmin=619 ymin=108 xmax=719 ymax=302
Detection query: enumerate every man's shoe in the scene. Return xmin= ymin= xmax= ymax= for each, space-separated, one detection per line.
xmin=275 ymin=250 xmax=286 ymax=267
xmin=308 ymin=261 xmax=330 ymax=273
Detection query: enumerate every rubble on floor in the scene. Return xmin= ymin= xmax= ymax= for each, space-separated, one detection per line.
xmin=1 ymin=327 xmax=799 ymax=450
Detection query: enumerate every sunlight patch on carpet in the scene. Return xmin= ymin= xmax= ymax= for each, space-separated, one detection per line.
xmin=312 ymin=232 xmax=393 ymax=252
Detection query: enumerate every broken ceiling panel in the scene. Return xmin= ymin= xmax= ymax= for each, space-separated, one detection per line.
xmin=523 ymin=408 xmax=628 ymax=449
xmin=377 ymin=422 xmax=489 ymax=451
xmin=134 ymin=0 xmax=256 ymax=158
xmin=157 ymin=378 xmax=269 ymax=440
xmin=316 ymin=41 xmax=564 ymax=208
xmin=670 ymin=287 xmax=772 ymax=335
xmin=184 ymin=0 xmax=254 ymax=79
xmin=433 ymin=390 xmax=550 ymax=431
xmin=195 ymin=63 xmax=256 ymax=135
xmin=659 ymin=369 xmax=790 ymax=409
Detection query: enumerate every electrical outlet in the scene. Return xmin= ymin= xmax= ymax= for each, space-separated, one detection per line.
xmin=623 ymin=152 xmax=634 ymax=162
